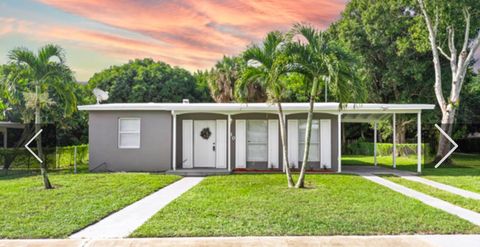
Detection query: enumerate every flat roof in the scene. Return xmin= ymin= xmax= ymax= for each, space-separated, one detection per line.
xmin=78 ymin=102 xmax=435 ymax=114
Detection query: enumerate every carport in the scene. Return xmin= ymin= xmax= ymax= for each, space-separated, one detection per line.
xmin=338 ymin=104 xmax=435 ymax=173
xmin=0 ymin=121 xmax=25 ymax=148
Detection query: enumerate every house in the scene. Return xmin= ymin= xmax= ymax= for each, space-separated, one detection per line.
xmin=78 ymin=102 xmax=434 ymax=175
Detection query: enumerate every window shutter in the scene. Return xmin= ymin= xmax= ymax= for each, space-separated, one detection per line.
xmin=182 ymin=120 xmax=193 ymax=168
xmin=235 ymin=120 xmax=246 ymax=168
xmin=268 ymin=119 xmax=279 ymax=168
xmin=287 ymin=119 xmax=298 ymax=168
xmin=216 ymin=120 xmax=227 ymax=169
xmin=320 ymin=119 xmax=332 ymax=168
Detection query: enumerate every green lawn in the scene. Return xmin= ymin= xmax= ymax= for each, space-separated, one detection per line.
xmin=343 ymin=153 xmax=480 ymax=194
xmin=382 ymin=175 xmax=480 ymax=213
xmin=131 ymin=174 xmax=480 ymax=237
xmin=0 ymin=173 xmax=180 ymax=238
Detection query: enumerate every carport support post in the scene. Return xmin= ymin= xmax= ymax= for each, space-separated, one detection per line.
xmin=172 ymin=110 xmax=176 ymax=171
xmin=417 ymin=111 xmax=422 ymax=173
xmin=392 ymin=113 xmax=396 ymax=169
xmin=338 ymin=113 xmax=342 ymax=173
xmin=374 ymin=121 xmax=377 ymax=167
xmin=227 ymin=114 xmax=232 ymax=171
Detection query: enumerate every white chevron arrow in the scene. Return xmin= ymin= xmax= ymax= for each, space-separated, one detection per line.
xmin=435 ymin=124 xmax=458 ymax=168
xmin=25 ymin=129 xmax=43 ymax=163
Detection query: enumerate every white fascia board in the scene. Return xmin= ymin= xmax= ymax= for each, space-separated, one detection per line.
xmin=78 ymin=102 xmax=435 ymax=113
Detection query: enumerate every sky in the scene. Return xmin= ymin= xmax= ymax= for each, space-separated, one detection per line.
xmin=0 ymin=0 xmax=348 ymax=81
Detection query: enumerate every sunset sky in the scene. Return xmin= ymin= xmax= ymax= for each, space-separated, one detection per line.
xmin=0 ymin=0 xmax=348 ymax=81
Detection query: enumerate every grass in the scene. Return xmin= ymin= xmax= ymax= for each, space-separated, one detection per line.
xmin=343 ymin=153 xmax=480 ymax=194
xmin=131 ymin=174 xmax=480 ymax=237
xmin=0 ymin=172 xmax=180 ymax=239
xmin=381 ymin=174 xmax=480 ymax=213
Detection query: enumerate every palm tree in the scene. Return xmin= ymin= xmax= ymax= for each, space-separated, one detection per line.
xmin=8 ymin=44 xmax=76 ymax=189
xmin=236 ymin=31 xmax=296 ymax=187
xmin=208 ymin=56 xmax=267 ymax=103
xmin=288 ymin=24 xmax=366 ymax=188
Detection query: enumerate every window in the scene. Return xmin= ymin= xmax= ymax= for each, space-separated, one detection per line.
xmin=118 ymin=118 xmax=141 ymax=149
xmin=246 ymin=120 xmax=268 ymax=162
xmin=298 ymin=120 xmax=320 ymax=162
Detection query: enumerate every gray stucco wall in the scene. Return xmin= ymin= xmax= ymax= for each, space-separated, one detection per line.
xmin=88 ymin=111 xmax=172 ymax=172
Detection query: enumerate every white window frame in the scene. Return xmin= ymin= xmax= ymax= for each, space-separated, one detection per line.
xmin=298 ymin=119 xmax=320 ymax=162
xmin=246 ymin=120 xmax=268 ymax=163
xmin=118 ymin=118 xmax=141 ymax=149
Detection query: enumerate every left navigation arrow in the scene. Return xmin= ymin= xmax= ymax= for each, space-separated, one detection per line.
xmin=25 ymin=129 xmax=43 ymax=163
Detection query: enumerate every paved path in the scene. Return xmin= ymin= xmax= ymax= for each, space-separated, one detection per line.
xmin=361 ymin=174 xmax=480 ymax=226
xmin=69 ymin=177 xmax=204 ymax=239
xmin=344 ymin=166 xmax=480 ymax=200
xmin=3 ymin=235 xmax=480 ymax=247
xmin=400 ymin=175 xmax=480 ymax=200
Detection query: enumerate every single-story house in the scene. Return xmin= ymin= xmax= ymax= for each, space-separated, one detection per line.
xmin=78 ymin=102 xmax=434 ymax=175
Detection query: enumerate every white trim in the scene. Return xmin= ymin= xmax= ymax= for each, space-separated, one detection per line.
xmin=172 ymin=111 xmax=176 ymax=171
xmin=182 ymin=120 xmax=193 ymax=169
xmin=78 ymin=102 xmax=435 ymax=112
xmin=338 ymin=113 xmax=342 ymax=173
xmin=417 ymin=112 xmax=422 ymax=173
xmin=227 ymin=114 xmax=232 ymax=171
xmin=118 ymin=118 xmax=141 ymax=149
xmin=393 ymin=113 xmax=396 ymax=169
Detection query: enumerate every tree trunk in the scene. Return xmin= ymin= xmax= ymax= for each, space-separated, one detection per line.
xmin=35 ymin=84 xmax=53 ymax=189
xmin=277 ymin=102 xmax=295 ymax=188
xmin=436 ymin=104 xmax=456 ymax=160
xmin=296 ymin=78 xmax=319 ymax=188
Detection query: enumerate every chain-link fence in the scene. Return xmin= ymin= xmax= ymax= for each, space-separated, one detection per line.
xmin=0 ymin=144 xmax=88 ymax=177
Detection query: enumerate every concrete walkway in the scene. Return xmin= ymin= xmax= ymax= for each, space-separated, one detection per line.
xmin=400 ymin=175 xmax=480 ymax=200
xmin=344 ymin=166 xmax=480 ymax=200
xmin=361 ymin=174 xmax=480 ymax=226
xmin=3 ymin=235 xmax=480 ymax=247
xmin=69 ymin=177 xmax=204 ymax=239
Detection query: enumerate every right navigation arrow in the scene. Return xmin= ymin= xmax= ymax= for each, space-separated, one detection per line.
xmin=434 ymin=124 xmax=458 ymax=168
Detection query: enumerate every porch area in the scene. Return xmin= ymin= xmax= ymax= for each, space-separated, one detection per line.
xmin=166 ymin=168 xmax=231 ymax=177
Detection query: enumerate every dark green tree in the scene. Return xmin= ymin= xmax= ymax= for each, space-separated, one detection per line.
xmin=88 ymin=58 xmax=206 ymax=103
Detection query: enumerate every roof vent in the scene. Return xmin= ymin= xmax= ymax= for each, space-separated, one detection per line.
xmin=182 ymin=99 xmax=190 ymax=104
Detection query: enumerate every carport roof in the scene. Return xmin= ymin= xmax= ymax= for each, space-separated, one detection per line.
xmin=78 ymin=102 xmax=435 ymax=115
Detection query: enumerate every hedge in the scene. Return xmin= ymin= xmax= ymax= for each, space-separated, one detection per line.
xmin=346 ymin=141 xmax=429 ymax=156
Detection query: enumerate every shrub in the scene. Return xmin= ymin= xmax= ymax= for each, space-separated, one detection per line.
xmin=346 ymin=141 xmax=429 ymax=156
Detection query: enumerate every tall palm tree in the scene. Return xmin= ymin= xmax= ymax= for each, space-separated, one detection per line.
xmin=288 ymin=24 xmax=366 ymax=188
xmin=8 ymin=44 xmax=76 ymax=189
xmin=236 ymin=31 xmax=296 ymax=187
xmin=208 ymin=56 xmax=267 ymax=103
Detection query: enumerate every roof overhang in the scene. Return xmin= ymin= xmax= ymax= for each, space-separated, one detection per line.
xmin=78 ymin=102 xmax=435 ymax=115
xmin=0 ymin=121 xmax=25 ymax=129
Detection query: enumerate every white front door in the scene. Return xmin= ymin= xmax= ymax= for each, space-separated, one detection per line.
xmin=194 ymin=120 xmax=216 ymax=167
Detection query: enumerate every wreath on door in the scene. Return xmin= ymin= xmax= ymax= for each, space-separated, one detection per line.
xmin=200 ymin=127 xmax=211 ymax=140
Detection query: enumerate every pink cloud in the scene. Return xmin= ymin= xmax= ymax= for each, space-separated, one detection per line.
xmin=38 ymin=0 xmax=348 ymax=66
